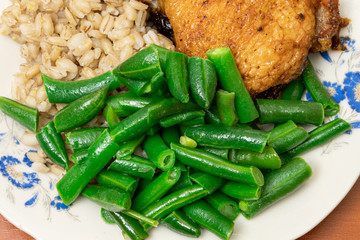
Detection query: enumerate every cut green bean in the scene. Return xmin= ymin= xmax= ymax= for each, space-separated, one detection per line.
xmin=268 ymin=120 xmax=309 ymax=153
xmin=286 ymin=118 xmax=351 ymax=157
xmin=216 ymin=90 xmax=238 ymax=126
xmin=204 ymin=106 xmax=222 ymax=126
xmin=207 ymin=47 xmax=259 ymax=123
xmin=179 ymin=136 xmax=197 ymax=148
xmin=239 ymin=157 xmax=312 ymax=218
xmin=162 ymin=210 xmax=201 ymax=238
xmin=70 ymin=150 xmax=88 ymax=164
xmin=188 ymin=57 xmax=217 ymax=109
xmin=109 ymin=211 xmax=149 ymax=240
xmin=101 ymin=208 xmax=115 ymax=224
xmin=161 ymin=126 xmax=180 ymax=147
xmin=143 ymin=133 xmax=175 ymax=171
xmin=82 ymin=185 xmax=131 ymax=212
xmin=65 ymin=127 xmax=106 ymax=152
xmin=281 ymin=77 xmax=305 ymax=100
xmin=123 ymin=209 xmax=159 ymax=227
xmin=106 ymin=92 xmax=152 ymax=117
xmin=228 ymin=146 xmax=281 ymax=169
xmin=146 ymin=124 xmax=161 ymax=136
xmin=159 ymin=110 xmax=205 ymax=128
xmin=256 ymin=99 xmax=324 ymax=126
xmin=179 ymin=117 xmax=205 ymax=135
xmin=97 ymin=170 xmax=138 ymax=193
xmin=116 ymin=75 xmax=151 ymax=96
xmin=168 ymin=169 xmax=193 ymax=194
xmin=0 ymin=96 xmax=39 ymax=133
xmin=132 ymin=166 xmax=181 ymax=212
xmin=103 ymin=105 xmax=120 ymax=129
xmin=115 ymin=134 xmax=146 ymax=159
xmin=41 ymin=71 xmax=121 ymax=103
xmin=171 ymin=143 xmax=264 ymax=186
xmin=150 ymin=44 xmax=170 ymax=72
xmin=183 ymin=200 xmax=234 ymax=240
xmin=190 ymin=172 xmax=225 ymax=194
xmin=205 ymin=191 xmax=240 ymax=220
xmin=36 ymin=121 xmax=69 ymax=170
xmin=221 ymin=181 xmax=262 ymax=200
xmin=166 ymin=51 xmax=189 ymax=103
xmin=184 ymin=125 xmax=270 ymax=152
xmin=200 ymin=146 xmax=229 ymax=159
xmin=56 ymin=129 xmax=120 ymax=205
xmin=109 ymin=155 xmax=156 ymax=179
xmin=302 ymin=60 xmax=339 ymax=116
xmin=54 ymin=87 xmax=108 ymax=132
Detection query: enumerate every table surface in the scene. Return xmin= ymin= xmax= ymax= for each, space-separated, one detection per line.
xmin=0 ymin=177 xmax=359 ymax=240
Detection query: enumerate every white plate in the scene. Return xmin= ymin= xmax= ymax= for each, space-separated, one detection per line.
xmin=0 ymin=1 xmax=359 ymax=240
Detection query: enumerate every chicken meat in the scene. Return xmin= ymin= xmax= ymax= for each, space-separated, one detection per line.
xmin=145 ymin=0 xmax=341 ymax=94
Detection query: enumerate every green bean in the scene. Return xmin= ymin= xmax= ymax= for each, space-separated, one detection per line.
xmin=239 ymin=157 xmax=312 ymax=218
xmin=159 ymin=110 xmax=205 ymax=128
xmin=141 ymin=184 xmax=208 ymax=221
xmin=207 ymin=47 xmax=259 ymax=123
xmin=221 ymin=181 xmax=262 ymax=200
xmin=65 ymin=127 xmax=106 ymax=152
xmin=0 ymin=96 xmax=39 ymax=133
xmin=200 ymin=146 xmax=229 ymax=159
xmin=286 ymin=118 xmax=351 ymax=157
xmin=54 ymin=87 xmax=108 ymax=132
xmin=41 ymin=71 xmax=121 ymax=103
xmin=166 ymin=51 xmax=189 ymax=103
xmin=188 ymin=57 xmax=217 ymax=109
xmin=149 ymin=44 xmax=170 ymax=72
xmin=168 ymin=169 xmax=193 ymax=194
xmin=143 ymin=133 xmax=175 ymax=171
xmin=281 ymin=77 xmax=305 ymax=100
xmin=256 ymin=99 xmax=324 ymax=126
xmin=205 ymin=191 xmax=240 ymax=220
xmin=161 ymin=126 xmax=180 ymax=147
xmin=190 ymin=172 xmax=225 ymax=194
xmin=302 ymin=60 xmax=339 ymax=116
xmin=106 ymin=92 xmax=152 ymax=117
xmin=116 ymin=74 xmax=151 ymax=96
xmin=109 ymin=211 xmax=149 ymax=240
xmin=56 ymin=129 xmax=120 ymax=205
xmin=268 ymin=120 xmax=309 ymax=153
xmin=183 ymin=200 xmax=234 ymax=240
xmin=36 ymin=121 xmax=69 ymax=170
xmin=109 ymin=155 xmax=156 ymax=179
xmin=178 ymin=117 xmax=205 ymax=135
xmin=103 ymin=105 xmax=120 ymax=129
xmin=70 ymin=150 xmax=88 ymax=164
xmin=184 ymin=125 xmax=270 ymax=152
xmin=115 ymin=134 xmax=146 ymax=159
xmin=171 ymin=143 xmax=264 ymax=186
xmin=216 ymin=90 xmax=238 ymax=126
xmin=81 ymin=185 xmax=131 ymax=212
xmin=228 ymin=146 xmax=281 ymax=169
xmin=204 ymin=106 xmax=222 ymax=126
xmin=179 ymin=136 xmax=197 ymax=148
xmin=101 ymin=208 xmax=115 ymax=224
xmin=123 ymin=209 xmax=159 ymax=227
xmin=132 ymin=166 xmax=181 ymax=212
xmin=97 ymin=170 xmax=138 ymax=193
xmin=162 ymin=210 xmax=201 ymax=238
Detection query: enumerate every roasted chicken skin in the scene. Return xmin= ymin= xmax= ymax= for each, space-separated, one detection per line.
xmin=157 ymin=0 xmax=340 ymax=94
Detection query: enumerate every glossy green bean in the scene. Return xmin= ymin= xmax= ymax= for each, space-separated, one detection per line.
xmin=81 ymin=185 xmax=131 ymax=212
xmin=228 ymin=146 xmax=281 ymax=169
xmin=207 ymin=47 xmax=259 ymax=123
xmin=143 ymin=133 xmax=175 ymax=171
xmin=97 ymin=170 xmax=138 ymax=193
xmin=239 ymin=157 xmax=312 ymax=218
xmin=105 ymin=92 xmax=152 ymax=117
xmin=109 ymin=211 xmax=149 ymax=240
xmin=168 ymin=169 xmax=193 ymax=194
xmin=190 ymin=172 xmax=225 ymax=194
xmin=149 ymin=44 xmax=170 ymax=72
xmin=178 ymin=117 xmax=205 ymax=135
xmin=188 ymin=57 xmax=217 ymax=109
xmin=162 ymin=210 xmax=201 ymax=238
xmin=204 ymin=106 xmax=222 ymax=126
xmin=56 ymin=129 xmax=120 ymax=205
xmin=123 ymin=209 xmax=159 ymax=227
xmin=65 ymin=127 xmax=106 ymax=152
xmin=36 ymin=121 xmax=69 ymax=170
xmin=115 ymin=134 xmax=146 ymax=159
xmin=0 ymin=96 xmax=39 ymax=132
xmin=101 ymin=208 xmax=115 ymax=224
xmin=183 ymin=200 xmax=234 ymax=240
xmin=41 ymin=71 xmax=121 ymax=103
xmin=221 ymin=181 xmax=262 ymax=200
xmin=109 ymin=155 xmax=156 ymax=179
xmin=179 ymin=136 xmax=197 ymax=148
xmin=184 ymin=125 xmax=270 ymax=152
xmin=161 ymin=126 xmax=180 ymax=147
xmin=159 ymin=110 xmax=205 ymax=128
xmin=54 ymin=87 xmax=108 ymax=132
xmin=205 ymin=191 xmax=240 ymax=220
xmin=70 ymin=150 xmax=88 ymax=164
xmin=302 ymin=60 xmax=339 ymax=116
xmin=132 ymin=166 xmax=181 ymax=212
xmin=166 ymin=51 xmax=189 ymax=103
xmin=216 ymin=90 xmax=238 ymax=126
xmin=115 ymin=74 xmax=151 ymax=96
xmin=171 ymin=143 xmax=264 ymax=186
xmin=200 ymin=146 xmax=229 ymax=159
xmin=256 ymin=99 xmax=324 ymax=126
xmin=286 ymin=118 xmax=351 ymax=157
xmin=146 ymin=124 xmax=161 ymax=136
xmin=103 ymin=105 xmax=120 ymax=129
xmin=268 ymin=120 xmax=309 ymax=153
xmin=281 ymin=77 xmax=305 ymax=100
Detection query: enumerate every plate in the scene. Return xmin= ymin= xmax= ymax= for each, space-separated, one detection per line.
xmin=0 ymin=1 xmax=359 ymax=240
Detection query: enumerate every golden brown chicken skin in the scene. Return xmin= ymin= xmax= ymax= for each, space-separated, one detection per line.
xmin=162 ymin=0 xmax=319 ymax=94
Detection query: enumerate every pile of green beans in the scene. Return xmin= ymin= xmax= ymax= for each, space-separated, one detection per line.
xmin=0 ymin=44 xmax=353 ymax=240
